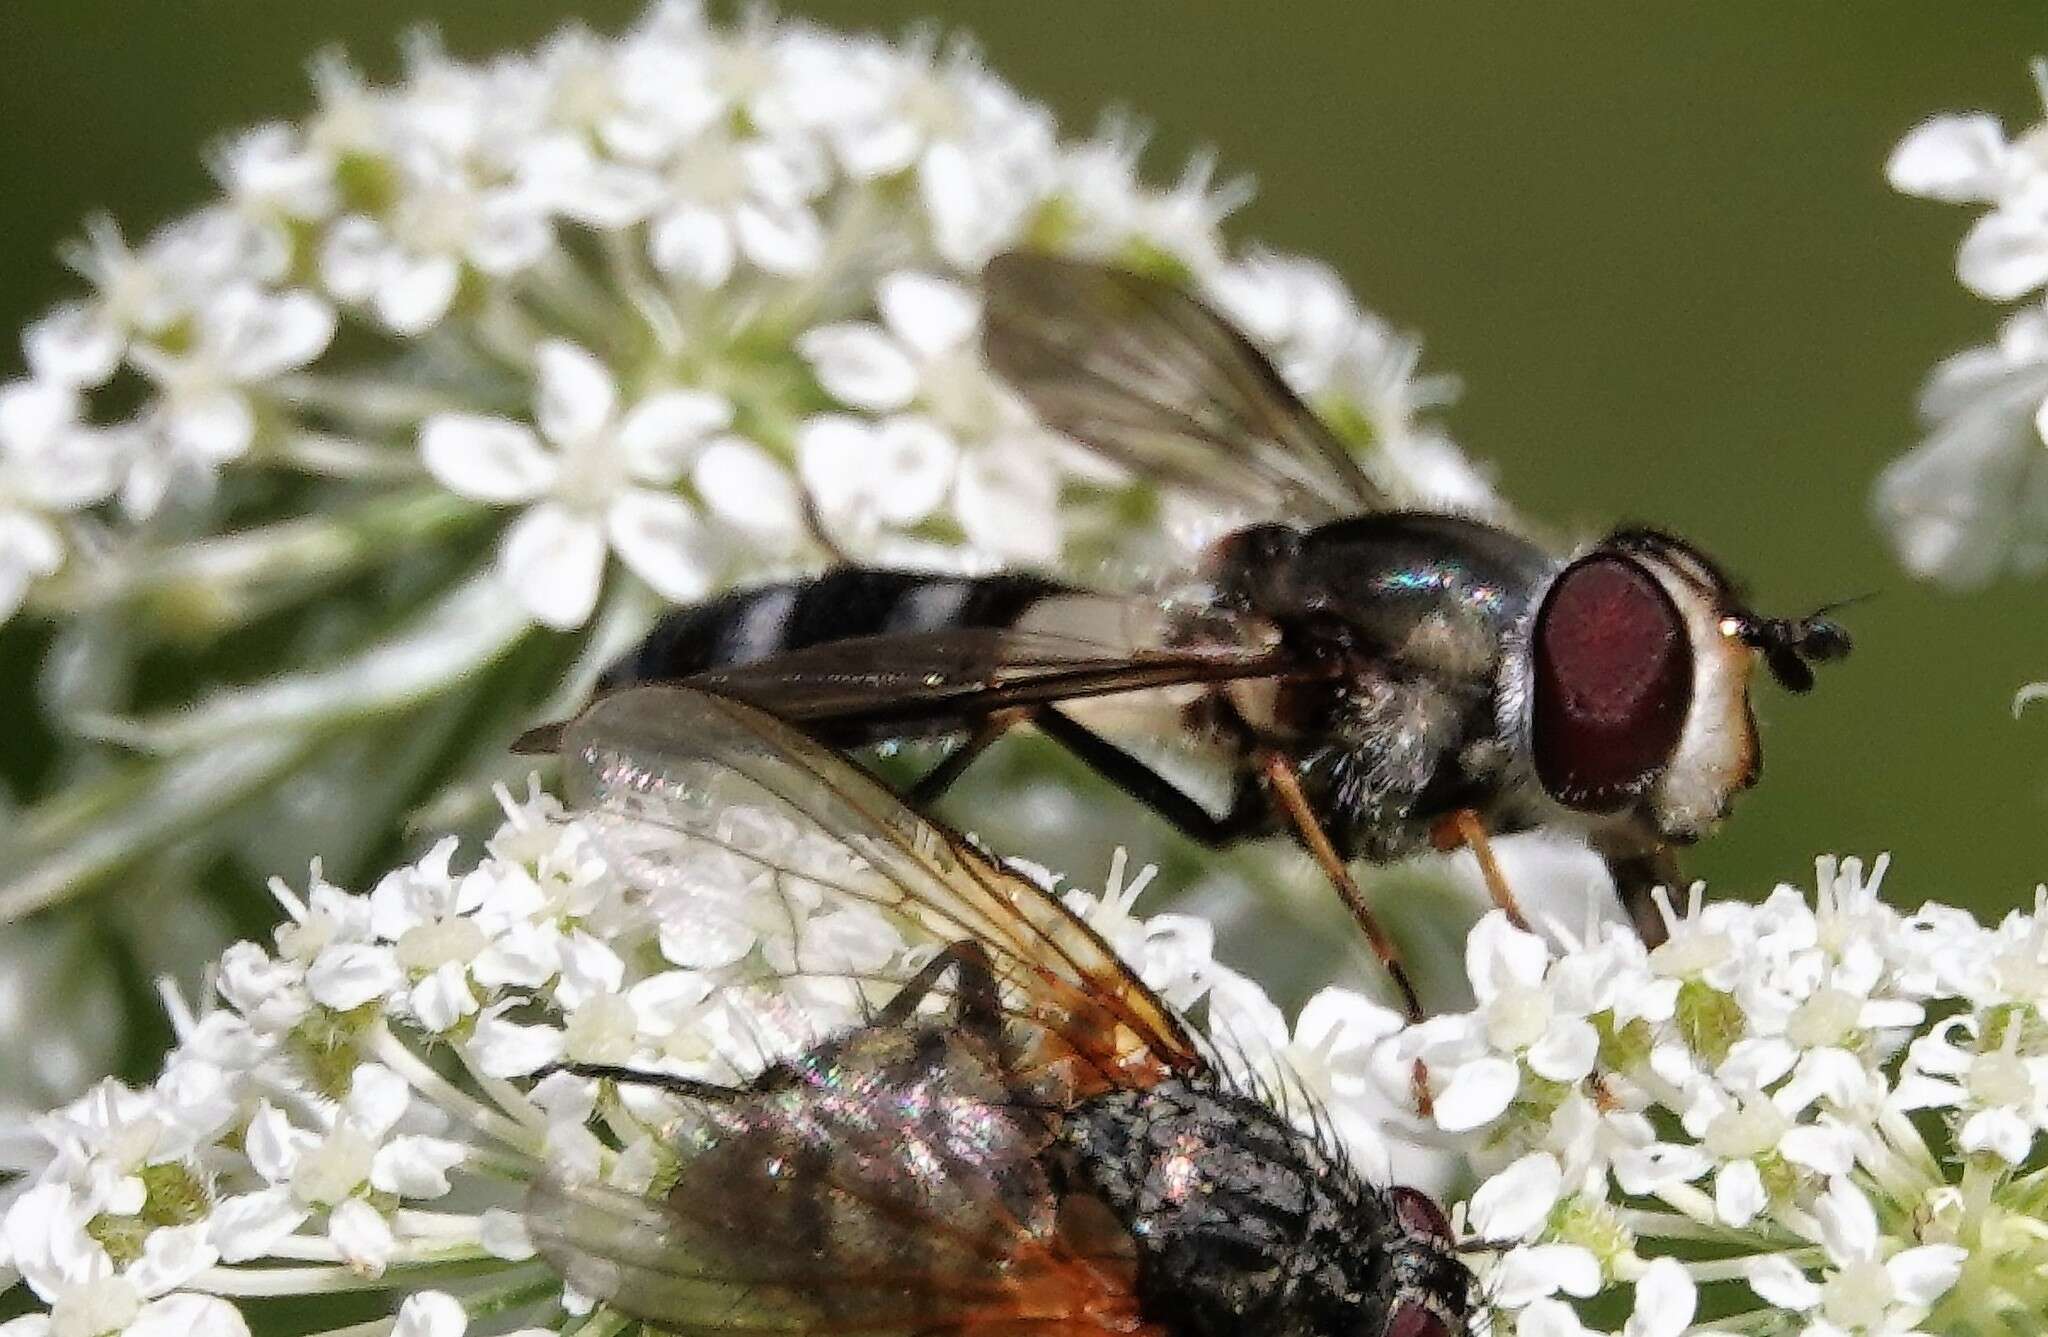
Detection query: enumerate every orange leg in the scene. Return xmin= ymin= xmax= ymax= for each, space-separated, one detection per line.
xmin=1259 ymin=753 xmax=1424 ymax=1025
xmin=1431 ymin=808 xmax=1529 ymax=931
xmin=1261 ymin=754 xmax=1442 ymax=1118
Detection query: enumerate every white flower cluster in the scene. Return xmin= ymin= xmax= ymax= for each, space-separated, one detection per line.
xmin=3 ymin=772 xmax=2041 ymax=1336
xmin=0 ymin=1 xmax=1481 ymax=634
xmin=0 ymin=4 xmax=1486 ymax=1074
xmin=1876 ymin=61 xmax=2048 ymax=587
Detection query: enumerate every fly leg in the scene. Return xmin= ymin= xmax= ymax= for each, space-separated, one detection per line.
xmin=872 ymin=939 xmax=1003 ymax=1038
xmin=1257 ymin=754 xmax=1439 ymax=1119
xmin=1025 ymin=706 xmax=1265 ymax=845
xmin=533 ymin=1063 xmax=739 ymax=1102
xmin=1601 ymin=844 xmax=1683 ymax=948
xmin=1429 ymin=809 xmax=1530 ymax=931
xmin=908 ymin=710 xmax=1030 ymax=806
xmin=1257 ymin=756 xmax=1424 ymax=1025
xmin=1024 ymin=709 xmax=1426 ymax=1023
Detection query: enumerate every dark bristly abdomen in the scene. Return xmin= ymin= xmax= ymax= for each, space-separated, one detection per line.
xmin=598 ymin=568 xmax=1071 ymax=690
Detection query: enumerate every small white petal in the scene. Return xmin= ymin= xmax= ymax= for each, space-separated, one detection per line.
xmin=224 ymin=289 xmax=336 ymax=379
xmin=872 ymin=416 xmax=962 ymax=524
xmin=734 ymin=202 xmax=824 ymax=276
xmin=208 ymin=1188 xmax=308 ymax=1262
xmin=1814 ymin=1176 xmax=1879 ymax=1265
xmin=344 ymin=1062 xmax=411 ymax=1137
xmin=420 ymin=416 xmax=557 ymax=503
xmin=1515 ymin=1298 xmax=1593 ymax=1337
xmin=374 ymin=254 xmax=462 ymax=336
xmin=1959 ymin=1106 xmax=2036 ymax=1164
xmin=1465 ymin=910 xmax=1553 ymax=998
xmin=409 ymin=962 xmax=481 ymax=1033
xmin=649 ymin=206 xmax=735 ymax=287
xmin=798 ymin=323 xmax=919 ymax=411
xmin=1884 ymin=1244 xmax=1967 ymax=1306
xmin=1745 ymin=1253 xmax=1823 ymax=1311
xmin=328 ymin=1197 xmax=395 ymax=1274
xmin=392 ymin=1288 xmax=468 ymax=1337
xmin=468 ymin=195 xmax=553 ymax=275
xmin=470 ymin=1012 xmax=565 ymax=1078
xmin=1467 ymin=1152 xmax=1561 ymax=1241
xmin=1958 ymin=205 xmax=2048 ymax=301
xmin=127 ymin=1294 xmax=249 ymax=1337
xmin=305 ymin=944 xmax=402 ymax=1011
xmin=166 ymin=390 xmax=256 ymax=464
xmin=1625 ymin=1257 xmax=1698 ymax=1337
xmin=606 ymin=490 xmax=715 ymax=603
xmin=1528 ymin=1017 xmax=1600 ymax=1082
xmin=126 ymin=1222 xmax=217 ymax=1297
xmin=1492 ymin=1244 xmax=1601 ymax=1307
xmin=1887 ymin=114 xmax=2010 ymax=202
xmin=535 ymin=342 xmax=619 ymax=449
xmin=370 ymin=1135 xmax=466 ymax=1198
xmin=878 ymin=271 xmax=980 ymax=358
xmin=1779 ymin=1123 xmax=1856 ymax=1175
xmin=319 ymin=215 xmax=385 ymax=302
xmin=499 ymin=503 xmax=607 ymax=630
xmin=24 ymin=303 xmax=123 ymax=387
xmin=1433 ymin=1056 xmax=1519 ymax=1132
xmin=695 ymin=438 xmax=802 ymax=542
xmin=1715 ymin=1158 xmax=1767 ymax=1228
xmin=616 ymin=390 xmax=732 ymax=484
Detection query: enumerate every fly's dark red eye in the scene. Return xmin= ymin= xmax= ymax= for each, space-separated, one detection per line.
xmin=1389 ymin=1186 xmax=1453 ymax=1243
xmin=1385 ymin=1302 xmax=1452 ymax=1337
xmin=1531 ymin=554 xmax=1692 ymax=812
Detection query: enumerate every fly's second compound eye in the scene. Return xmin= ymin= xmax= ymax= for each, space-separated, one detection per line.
xmin=1531 ymin=554 xmax=1693 ymax=811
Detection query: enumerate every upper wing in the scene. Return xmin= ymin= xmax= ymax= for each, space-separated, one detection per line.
xmin=983 ymin=250 xmax=1386 ymax=523
xmin=680 ymin=625 xmax=1317 ymax=743
xmin=558 ymin=685 xmax=1205 ymax=1090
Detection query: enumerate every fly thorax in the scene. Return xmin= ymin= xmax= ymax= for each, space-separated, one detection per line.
xmin=1057 ymin=1079 xmax=1406 ymax=1337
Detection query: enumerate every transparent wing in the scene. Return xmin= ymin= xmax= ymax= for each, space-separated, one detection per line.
xmin=559 ymin=686 xmax=1204 ymax=1090
xmin=983 ymin=250 xmax=1386 ymax=522
xmin=536 ymin=686 xmax=1194 ymax=1333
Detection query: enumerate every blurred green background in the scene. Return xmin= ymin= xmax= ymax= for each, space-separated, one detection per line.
xmin=3 ymin=0 xmax=2047 ymax=921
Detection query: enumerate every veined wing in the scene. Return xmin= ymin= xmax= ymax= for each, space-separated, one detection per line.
xmin=983 ymin=250 xmax=1386 ymax=523
xmin=558 ymin=686 xmax=1205 ymax=1090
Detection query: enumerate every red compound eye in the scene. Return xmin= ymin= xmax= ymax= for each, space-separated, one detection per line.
xmin=1532 ymin=554 xmax=1692 ymax=812
xmin=1389 ymin=1186 xmax=1453 ymax=1243
xmin=1385 ymin=1303 xmax=1452 ymax=1337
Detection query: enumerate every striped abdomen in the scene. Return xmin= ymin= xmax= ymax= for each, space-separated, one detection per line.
xmin=599 ymin=568 xmax=1073 ymax=691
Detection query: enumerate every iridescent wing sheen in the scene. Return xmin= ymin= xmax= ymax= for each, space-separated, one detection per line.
xmin=527 ymin=1017 xmax=1155 ymax=1337
xmin=983 ymin=249 xmax=1387 ymax=523
xmin=558 ymin=685 xmax=1204 ymax=1090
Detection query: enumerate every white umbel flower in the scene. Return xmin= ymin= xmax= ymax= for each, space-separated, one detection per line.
xmin=1879 ymin=62 xmax=2048 ymax=586
xmin=421 ymin=340 xmax=733 ymax=628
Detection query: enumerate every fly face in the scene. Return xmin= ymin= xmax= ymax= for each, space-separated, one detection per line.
xmin=1516 ymin=528 xmax=1853 ymax=849
xmin=524 ymin=687 xmax=1477 ymax=1337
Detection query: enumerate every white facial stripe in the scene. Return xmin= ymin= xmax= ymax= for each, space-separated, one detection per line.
xmin=1638 ymin=556 xmax=1756 ymax=838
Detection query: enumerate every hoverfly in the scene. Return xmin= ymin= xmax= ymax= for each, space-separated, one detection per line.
xmin=524 ymin=252 xmax=1850 ymax=1017
xmin=526 ymin=687 xmax=1478 ymax=1337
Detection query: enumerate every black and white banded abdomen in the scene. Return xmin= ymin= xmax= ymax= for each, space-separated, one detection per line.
xmin=599 ymin=568 xmax=1073 ymax=690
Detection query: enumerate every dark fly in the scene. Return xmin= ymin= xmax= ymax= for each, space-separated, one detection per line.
xmin=526 ymin=687 xmax=1477 ymax=1337
xmin=522 ymin=253 xmax=1851 ymax=1015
